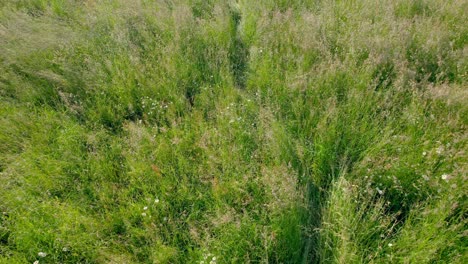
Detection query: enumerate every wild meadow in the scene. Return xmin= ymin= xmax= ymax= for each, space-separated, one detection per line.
xmin=0 ymin=0 xmax=467 ymax=263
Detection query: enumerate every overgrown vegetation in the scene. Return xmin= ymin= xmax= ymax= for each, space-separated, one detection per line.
xmin=0 ymin=0 xmax=466 ymax=263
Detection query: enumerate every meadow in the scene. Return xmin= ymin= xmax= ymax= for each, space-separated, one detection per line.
xmin=0 ymin=0 xmax=467 ymax=263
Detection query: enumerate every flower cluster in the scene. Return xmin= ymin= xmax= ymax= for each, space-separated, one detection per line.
xmin=141 ymin=197 xmax=162 ymax=217
xmin=200 ymin=253 xmax=217 ymax=264
xmin=141 ymin=96 xmax=172 ymax=118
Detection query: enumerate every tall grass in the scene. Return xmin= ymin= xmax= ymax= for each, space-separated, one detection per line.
xmin=0 ymin=0 xmax=466 ymax=263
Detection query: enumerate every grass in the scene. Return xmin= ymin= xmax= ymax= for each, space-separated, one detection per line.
xmin=0 ymin=0 xmax=467 ymax=263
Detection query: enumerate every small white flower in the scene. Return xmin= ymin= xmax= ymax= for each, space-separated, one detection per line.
xmin=388 ymin=243 xmax=393 ymax=247
xmin=154 ymin=199 xmax=160 ymax=203
xmin=33 ymin=261 xmax=39 ymax=264
xmin=376 ymin=188 xmax=383 ymax=195
xmin=143 ymin=206 xmax=148 ymax=210
xmin=163 ymin=217 xmax=168 ymax=221
xmin=62 ymin=247 xmax=69 ymax=252
xmin=142 ymin=213 xmax=147 ymax=217
xmin=38 ymin=252 xmax=47 ymax=257
xmin=422 ymin=151 xmax=427 ymax=156
xmin=441 ymin=174 xmax=449 ymax=181
xmin=212 ymin=257 xmax=217 ymax=260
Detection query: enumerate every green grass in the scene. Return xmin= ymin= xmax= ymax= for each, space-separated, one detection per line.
xmin=0 ymin=0 xmax=466 ymax=263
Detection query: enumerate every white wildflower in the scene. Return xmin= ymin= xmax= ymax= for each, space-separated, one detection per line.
xmin=376 ymin=188 xmax=383 ymax=195
xmin=154 ymin=198 xmax=160 ymax=203
xmin=441 ymin=174 xmax=449 ymax=181
xmin=33 ymin=261 xmax=39 ymax=264
xmin=388 ymin=243 xmax=393 ymax=247
xmin=38 ymin=252 xmax=47 ymax=258
xmin=143 ymin=206 xmax=148 ymax=210
xmin=142 ymin=213 xmax=147 ymax=217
